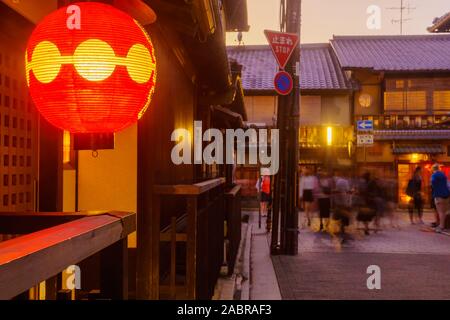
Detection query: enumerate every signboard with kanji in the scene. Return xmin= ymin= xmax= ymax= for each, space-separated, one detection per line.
xmin=357 ymin=134 xmax=374 ymax=146
xmin=264 ymin=29 xmax=299 ymax=69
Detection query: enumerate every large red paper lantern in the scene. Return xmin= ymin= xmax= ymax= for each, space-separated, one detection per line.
xmin=25 ymin=2 xmax=157 ymax=133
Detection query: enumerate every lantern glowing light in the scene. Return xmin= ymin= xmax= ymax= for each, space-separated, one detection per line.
xmin=25 ymin=2 xmax=157 ymax=133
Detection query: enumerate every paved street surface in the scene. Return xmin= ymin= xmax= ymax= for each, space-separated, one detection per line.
xmin=271 ymin=211 xmax=450 ymax=300
xmin=246 ymin=211 xmax=282 ymax=300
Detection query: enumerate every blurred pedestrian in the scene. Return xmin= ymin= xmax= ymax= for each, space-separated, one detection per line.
xmin=300 ymin=167 xmax=318 ymax=227
xmin=406 ymin=166 xmax=424 ymax=225
xmin=317 ymin=168 xmax=333 ymax=232
xmin=382 ymin=173 xmax=399 ymax=228
xmin=332 ymin=169 xmax=352 ymax=242
xmin=368 ymin=175 xmax=385 ymax=231
xmin=431 ymin=164 xmax=450 ymax=233
xmin=356 ymin=172 xmax=377 ymax=235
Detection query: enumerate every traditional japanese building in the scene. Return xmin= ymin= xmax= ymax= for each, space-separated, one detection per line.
xmin=228 ymin=43 xmax=355 ymax=202
xmin=428 ymin=11 xmax=450 ymax=33
xmin=331 ymin=34 xmax=450 ymax=207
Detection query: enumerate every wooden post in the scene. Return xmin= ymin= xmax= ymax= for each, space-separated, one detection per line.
xmin=45 ymin=275 xmax=58 ymax=300
xmin=100 ymin=238 xmax=129 ymax=300
xmin=186 ymin=196 xmax=198 ymax=299
xmin=170 ymin=217 xmax=177 ymax=299
xmin=151 ymin=194 xmax=161 ymax=299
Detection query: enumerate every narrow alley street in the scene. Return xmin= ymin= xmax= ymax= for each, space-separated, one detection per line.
xmin=248 ymin=210 xmax=450 ymax=300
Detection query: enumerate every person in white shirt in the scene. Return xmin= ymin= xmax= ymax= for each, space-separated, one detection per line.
xmin=299 ymin=167 xmax=318 ymax=227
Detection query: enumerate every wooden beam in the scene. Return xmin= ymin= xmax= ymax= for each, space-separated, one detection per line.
xmin=0 ymin=211 xmax=133 ymax=235
xmin=113 ymin=0 xmax=157 ymax=25
xmin=225 ymin=184 xmax=241 ymax=197
xmin=153 ymin=178 xmax=225 ymax=196
xmin=0 ymin=212 xmax=87 ymax=234
xmin=100 ymin=238 xmax=128 ymax=300
xmin=145 ymin=0 xmax=197 ymax=36
xmin=0 ymin=212 xmax=136 ymax=300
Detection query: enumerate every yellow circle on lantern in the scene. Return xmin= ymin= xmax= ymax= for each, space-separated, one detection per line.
xmin=73 ymin=39 xmax=117 ymax=81
xmin=30 ymin=41 xmax=62 ymax=84
xmin=126 ymin=44 xmax=153 ymax=84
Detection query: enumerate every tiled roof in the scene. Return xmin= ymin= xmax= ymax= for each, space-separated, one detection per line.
xmin=331 ymin=35 xmax=450 ymax=72
xmin=374 ymin=130 xmax=450 ymax=140
xmin=227 ymin=44 xmax=353 ymax=92
xmin=392 ymin=145 xmax=444 ymax=154
xmin=428 ymin=12 xmax=450 ymax=32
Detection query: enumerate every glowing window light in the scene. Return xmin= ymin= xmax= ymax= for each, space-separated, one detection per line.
xmin=411 ymin=153 xmax=420 ymax=162
xmin=63 ymin=130 xmax=71 ymax=164
xmin=326 ymin=127 xmax=333 ymax=146
xmin=25 ymin=2 xmax=157 ymax=134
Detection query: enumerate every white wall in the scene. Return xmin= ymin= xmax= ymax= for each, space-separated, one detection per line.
xmin=77 ymin=124 xmax=137 ymax=247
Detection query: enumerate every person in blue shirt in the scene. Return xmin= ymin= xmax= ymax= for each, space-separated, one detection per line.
xmin=431 ymin=164 xmax=450 ymax=233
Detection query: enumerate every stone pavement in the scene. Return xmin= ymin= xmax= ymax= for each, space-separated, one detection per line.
xmin=271 ymin=210 xmax=450 ymax=299
xmin=244 ymin=210 xmax=282 ymax=300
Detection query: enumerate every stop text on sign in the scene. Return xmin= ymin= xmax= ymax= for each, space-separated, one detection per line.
xmin=264 ymin=30 xmax=299 ymax=70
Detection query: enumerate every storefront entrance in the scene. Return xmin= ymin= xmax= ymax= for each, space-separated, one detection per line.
xmin=397 ymin=162 xmax=450 ymax=208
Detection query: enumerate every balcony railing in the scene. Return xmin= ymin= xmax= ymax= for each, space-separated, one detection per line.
xmin=0 ymin=211 xmax=136 ymax=300
xmin=151 ymin=177 xmax=240 ymax=300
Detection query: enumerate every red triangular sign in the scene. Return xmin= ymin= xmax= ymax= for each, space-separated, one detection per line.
xmin=264 ymin=30 xmax=299 ymax=69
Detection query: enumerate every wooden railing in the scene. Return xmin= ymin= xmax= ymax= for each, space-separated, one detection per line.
xmin=0 ymin=211 xmax=136 ymax=300
xmin=224 ymin=184 xmax=242 ymax=275
xmin=152 ymin=178 xmax=226 ymax=299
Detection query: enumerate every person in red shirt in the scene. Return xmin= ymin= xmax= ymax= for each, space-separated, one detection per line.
xmin=256 ymin=169 xmax=272 ymax=217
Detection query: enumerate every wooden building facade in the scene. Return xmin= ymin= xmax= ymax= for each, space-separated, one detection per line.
xmin=331 ymin=35 xmax=450 ymax=207
xmin=227 ymin=43 xmax=355 ymax=203
xmin=0 ymin=0 xmax=248 ymax=300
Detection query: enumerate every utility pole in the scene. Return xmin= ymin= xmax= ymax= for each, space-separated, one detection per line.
xmin=271 ymin=0 xmax=301 ymax=255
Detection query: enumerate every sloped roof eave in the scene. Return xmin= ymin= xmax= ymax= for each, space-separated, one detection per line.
xmin=330 ymin=34 xmax=450 ymax=72
xmin=227 ymin=43 xmax=354 ymax=92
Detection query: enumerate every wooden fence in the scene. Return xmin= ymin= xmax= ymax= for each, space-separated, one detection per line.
xmin=0 ymin=211 xmax=135 ymax=300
